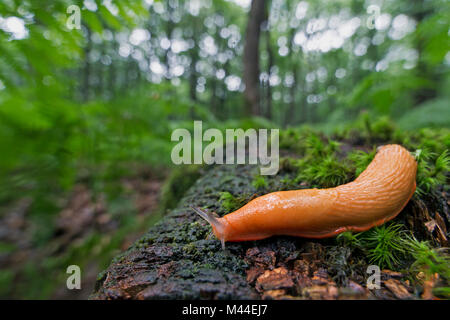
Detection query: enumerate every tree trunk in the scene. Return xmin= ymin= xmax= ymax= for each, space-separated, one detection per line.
xmin=82 ymin=26 xmax=92 ymax=102
xmin=164 ymin=4 xmax=174 ymax=80
xmin=189 ymin=18 xmax=199 ymax=104
xmin=285 ymin=28 xmax=298 ymax=127
xmin=108 ymin=39 xmax=117 ymax=99
xmin=264 ymin=16 xmax=273 ymax=120
xmin=243 ymin=0 xmax=266 ymax=116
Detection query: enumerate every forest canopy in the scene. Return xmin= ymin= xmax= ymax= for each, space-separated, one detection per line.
xmin=1 ymin=1 xmax=449 ymax=185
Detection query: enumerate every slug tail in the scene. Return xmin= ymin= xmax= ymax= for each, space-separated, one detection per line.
xmin=190 ymin=206 xmax=227 ymax=249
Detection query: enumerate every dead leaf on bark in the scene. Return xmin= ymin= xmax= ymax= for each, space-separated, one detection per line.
xmin=255 ymin=267 xmax=294 ymax=292
xmin=311 ymin=268 xmax=330 ymax=285
xmin=381 ymin=269 xmax=404 ymax=279
xmin=262 ymin=289 xmax=287 ymax=299
xmin=246 ymin=266 xmax=265 ymax=284
xmin=302 ymin=284 xmax=338 ymax=300
xmin=384 ymin=279 xmax=412 ymax=299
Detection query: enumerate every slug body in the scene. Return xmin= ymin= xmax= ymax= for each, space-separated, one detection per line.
xmin=193 ymin=144 xmax=417 ymax=248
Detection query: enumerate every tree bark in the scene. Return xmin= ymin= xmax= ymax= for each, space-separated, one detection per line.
xmin=285 ymin=28 xmax=298 ymax=127
xmin=108 ymin=39 xmax=117 ymax=99
xmin=82 ymin=26 xmax=92 ymax=102
xmin=264 ymin=16 xmax=273 ymax=120
xmin=189 ymin=17 xmax=199 ymax=104
xmin=243 ymin=0 xmax=266 ymax=116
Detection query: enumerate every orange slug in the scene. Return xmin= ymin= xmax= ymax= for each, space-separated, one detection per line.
xmin=192 ymin=144 xmax=417 ymax=249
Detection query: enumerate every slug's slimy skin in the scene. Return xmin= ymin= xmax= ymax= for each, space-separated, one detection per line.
xmin=193 ymin=144 xmax=417 ymax=249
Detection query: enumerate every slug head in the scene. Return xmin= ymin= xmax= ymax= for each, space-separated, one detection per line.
xmin=190 ymin=206 xmax=228 ymax=249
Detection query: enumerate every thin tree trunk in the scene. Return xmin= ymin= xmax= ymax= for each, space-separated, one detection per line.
xmin=108 ymin=40 xmax=117 ymax=99
xmin=82 ymin=26 xmax=92 ymax=102
xmin=243 ymin=0 xmax=266 ymax=116
xmin=210 ymin=66 xmax=217 ymax=116
xmin=285 ymin=28 xmax=298 ymax=127
xmin=264 ymin=16 xmax=273 ymax=120
xmin=164 ymin=3 xmax=174 ymax=79
xmin=219 ymin=60 xmax=230 ymax=120
xmin=123 ymin=59 xmax=131 ymax=91
xmin=96 ymin=45 xmax=104 ymax=98
xmin=189 ymin=17 xmax=199 ymax=104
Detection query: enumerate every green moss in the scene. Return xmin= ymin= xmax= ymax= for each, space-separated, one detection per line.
xmin=305 ymin=133 xmax=340 ymax=158
xmin=347 ymin=113 xmax=396 ymax=143
xmin=361 ymin=223 xmax=409 ymax=269
xmin=279 ymin=128 xmax=303 ymax=152
xmin=415 ymin=148 xmax=450 ymax=196
xmin=278 ymin=157 xmax=299 ymax=173
xmin=295 ymin=155 xmax=351 ymax=188
xmin=432 ymin=287 xmax=450 ymax=299
xmin=182 ymin=243 xmax=196 ymax=254
xmin=401 ymin=236 xmax=450 ymax=281
xmin=336 ymin=231 xmax=363 ymax=248
xmin=280 ymin=131 xmax=356 ymax=188
xmin=368 ymin=116 xmax=395 ymax=142
xmin=218 ymin=191 xmax=248 ymax=212
xmin=252 ymin=175 xmax=268 ymax=190
xmin=347 ymin=148 xmax=376 ymax=177
xmin=337 ymin=223 xmax=450 ymax=283
xmin=336 ymin=224 xmax=411 ymax=270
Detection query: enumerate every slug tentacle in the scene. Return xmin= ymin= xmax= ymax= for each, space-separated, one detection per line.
xmin=191 ymin=207 xmax=227 ymax=249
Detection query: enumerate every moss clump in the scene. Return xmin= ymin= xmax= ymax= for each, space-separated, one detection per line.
xmin=296 ymin=155 xmax=352 ymax=188
xmin=304 ymin=133 xmax=341 ymax=158
xmin=362 ymin=223 xmax=409 ymax=269
xmin=337 ymin=223 xmax=409 ymax=270
xmin=218 ymin=191 xmax=248 ymax=212
xmin=401 ymin=236 xmax=450 ymax=282
xmin=347 ymin=148 xmax=376 ymax=177
xmin=336 ymin=224 xmax=450 ymax=290
xmin=279 ymin=120 xmax=449 ymax=196
xmin=252 ymin=175 xmax=268 ymax=190
xmin=336 ymin=231 xmax=363 ymax=248
xmin=414 ymin=148 xmax=450 ymax=196
xmin=363 ymin=115 xmax=395 ymax=142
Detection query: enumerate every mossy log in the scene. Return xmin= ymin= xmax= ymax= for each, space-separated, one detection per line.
xmin=91 ymin=161 xmax=449 ymax=300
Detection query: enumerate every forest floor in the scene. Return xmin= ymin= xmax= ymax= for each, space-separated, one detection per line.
xmin=91 ymin=135 xmax=450 ymax=300
xmin=0 ymin=169 xmax=166 ymax=299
